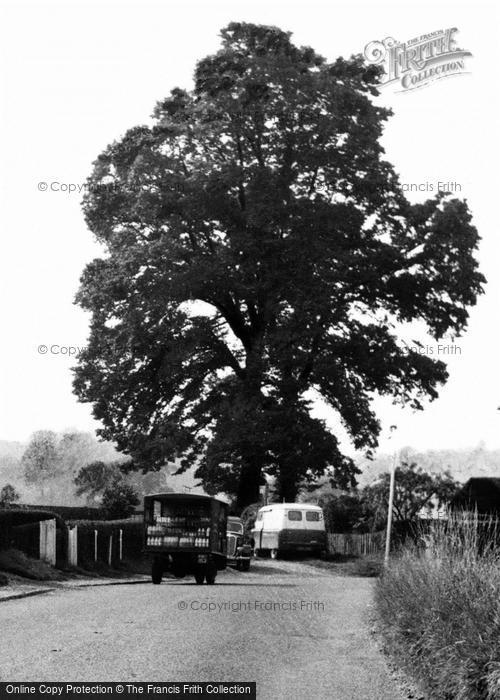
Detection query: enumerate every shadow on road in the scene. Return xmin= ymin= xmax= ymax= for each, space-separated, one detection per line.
xmin=165 ymin=581 xmax=298 ymax=587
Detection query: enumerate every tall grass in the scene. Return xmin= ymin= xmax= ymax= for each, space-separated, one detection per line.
xmin=375 ymin=512 xmax=500 ymax=700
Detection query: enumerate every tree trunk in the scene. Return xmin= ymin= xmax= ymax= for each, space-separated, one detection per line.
xmin=276 ymin=461 xmax=300 ymax=503
xmin=235 ymin=456 xmax=262 ymax=510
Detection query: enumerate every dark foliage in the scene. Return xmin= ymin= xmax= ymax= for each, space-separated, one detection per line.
xmin=0 ymin=484 xmax=20 ymax=508
xmin=101 ymin=480 xmax=140 ymax=520
xmin=321 ymin=493 xmax=375 ymax=533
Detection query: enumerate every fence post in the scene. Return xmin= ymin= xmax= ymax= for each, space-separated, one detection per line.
xmin=68 ymin=526 xmax=78 ymax=567
xmin=94 ymin=530 xmax=98 ymax=562
xmin=108 ymin=534 xmax=113 ymax=567
xmin=39 ymin=519 xmax=56 ymax=566
xmin=119 ymin=529 xmax=123 ymax=561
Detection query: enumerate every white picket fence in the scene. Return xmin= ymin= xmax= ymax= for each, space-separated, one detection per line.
xmin=327 ymin=531 xmax=385 ymax=556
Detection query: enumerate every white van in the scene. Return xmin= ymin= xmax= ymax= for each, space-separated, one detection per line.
xmin=252 ymin=503 xmax=326 ymax=559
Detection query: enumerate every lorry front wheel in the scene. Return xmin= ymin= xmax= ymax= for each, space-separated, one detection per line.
xmin=152 ymin=559 xmax=163 ymax=584
xmin=205 ymin=563 xmax=217 ymax=585
xmin=194 ymin=571 xmax=204 ymax=585
xmin=241 ymin=560 xmax=250 ymax=572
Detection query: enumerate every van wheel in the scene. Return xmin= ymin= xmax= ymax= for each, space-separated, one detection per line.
xmin=152 ymin=559 xmax=163 ymax=584
xmin=270 ymin=549 xmax=279 ymax=560
xmin=241 ymin=560 xmax=250 ymax=572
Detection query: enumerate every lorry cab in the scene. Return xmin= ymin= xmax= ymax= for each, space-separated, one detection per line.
xmin=252 ymin=503 xmax=326 ymax=559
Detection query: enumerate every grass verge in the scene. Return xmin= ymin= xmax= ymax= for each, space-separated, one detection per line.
xmin=0 ymin=548 xmax=66 ymax=580
xmin=375 ymin=513 xmax=500 ymax=700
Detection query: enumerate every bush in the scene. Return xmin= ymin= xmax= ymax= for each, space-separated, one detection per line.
xmin=0 ymin=484 xmax=20 ymax=508
xmin=321 ymin=493 xmax=374 ymax=533
xmin=376 ymin=512 xmax=500 ymax=699
xmin=101 ymin=482 xmax=139 ymax=520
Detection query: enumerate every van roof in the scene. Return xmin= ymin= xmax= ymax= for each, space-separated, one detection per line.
xmin=258 ymin=503 xmax=323 ymax=512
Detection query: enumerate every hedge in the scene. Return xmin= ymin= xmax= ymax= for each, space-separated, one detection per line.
xmin=0 ymin=509 xmax=68 ymax=563
xmin=18 ymin=504 xmax=108 ymax=520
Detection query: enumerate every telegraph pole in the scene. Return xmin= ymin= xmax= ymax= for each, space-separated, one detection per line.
xmin=384 ymin=426 xmax=398 ymax=567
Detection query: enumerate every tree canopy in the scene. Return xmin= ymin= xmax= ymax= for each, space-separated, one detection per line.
xmin=73 ymin=22 xmax=484 ymax=508
xmin=362 ymin=461 xmax=460 ymax=524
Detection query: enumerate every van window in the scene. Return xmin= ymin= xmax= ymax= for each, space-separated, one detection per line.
xmin=306 ymin=511 xmax=322 ymax=521
xmin=288 ymin=510 xmax=302 ymax=521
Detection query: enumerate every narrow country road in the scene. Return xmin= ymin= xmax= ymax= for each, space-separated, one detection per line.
xmin=0 ymin=560 xmax=404 ymax=700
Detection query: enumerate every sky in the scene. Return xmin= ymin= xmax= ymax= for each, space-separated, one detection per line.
xmin=0 ymin=0 xmax=499 ymax=456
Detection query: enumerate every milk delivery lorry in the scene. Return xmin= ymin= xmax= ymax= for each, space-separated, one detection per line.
xmin=144 ymin=493 xmax=228 ymax=584
xmin=252 ymin=503 xmax=326 ymax=559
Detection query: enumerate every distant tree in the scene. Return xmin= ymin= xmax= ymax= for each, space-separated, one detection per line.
xmin=73 ymin=22 xmax=484 ymax=508
xmin=57 ymin=432 xmax=99 ymax=478
xmin=362 ymin=461 xmax=460 ymax=524
xmin=0 ymin=484 xmax=20 ymax=508
xmin=22 ymin=430 xmax=60 ymax=499
xmin=74 ymin=461 xmax=123 ymax=504
xmin=101 ymin=478 xmax=139 ymax=519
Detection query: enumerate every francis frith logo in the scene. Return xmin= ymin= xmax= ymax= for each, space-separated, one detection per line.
xmin=364 ymin=28 xmax=472 ymax=92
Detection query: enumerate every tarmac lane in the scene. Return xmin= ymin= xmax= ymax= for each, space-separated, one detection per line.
xmin=0 ymin=559 xmax=404 ymax=700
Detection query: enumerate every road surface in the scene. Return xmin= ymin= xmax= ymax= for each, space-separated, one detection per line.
xmin=0 ymin=559 xmax=404 ymax=700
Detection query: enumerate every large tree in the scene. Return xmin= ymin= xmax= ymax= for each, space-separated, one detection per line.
xmin=73 ymin=23 xmax=484 ymax=508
